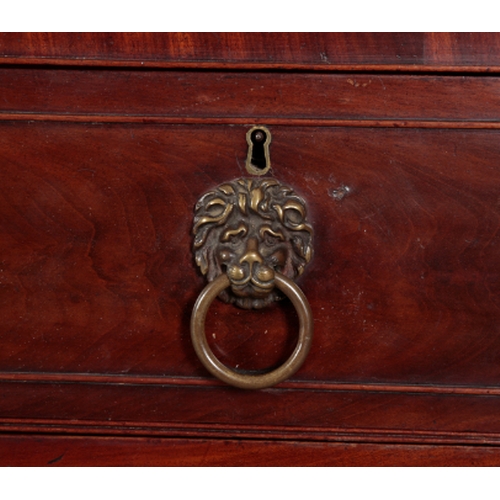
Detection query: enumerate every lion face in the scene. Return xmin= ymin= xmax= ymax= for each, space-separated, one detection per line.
xmin=193 ymin=178 xmax=313 ymax=309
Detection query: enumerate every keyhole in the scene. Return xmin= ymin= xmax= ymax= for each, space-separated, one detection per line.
xmin=250 ymin=130 xmax=267 ymax=170
xmin=245 ymin=126 xmax=271 ymax=175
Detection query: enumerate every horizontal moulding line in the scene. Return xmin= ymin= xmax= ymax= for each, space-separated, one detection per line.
xmin=1 ymin=371 xmax=500 ymax=397
xmin=1 ymin=113 xmax=500 ymax=129
xmin=1 ymin=419 xmax=500 ymax=447
xmin=2 ymin=57 xmax=500 ymax=74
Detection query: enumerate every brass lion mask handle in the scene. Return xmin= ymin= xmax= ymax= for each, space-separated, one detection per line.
xmin=191 ymin=177 xmax=314 ymax=389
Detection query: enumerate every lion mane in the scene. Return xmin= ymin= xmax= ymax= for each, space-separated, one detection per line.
xmin=193 ymin=178 xmax=313 ymax=309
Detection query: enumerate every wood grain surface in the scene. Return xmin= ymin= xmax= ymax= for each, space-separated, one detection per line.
xmin=1 ymin=34 xmax=500 ymax=463
xmin=3 ymin=434 xmax=500 ymax=466
xmin=0 ymin=119 xmax=499 ymax=445
xmin=1 ymin=33 xmax=500 ymax=70
xmin=1 ymin=69 xmax=500 ymax=125
xmin=1 ymin=122 xmax=498 ymax=382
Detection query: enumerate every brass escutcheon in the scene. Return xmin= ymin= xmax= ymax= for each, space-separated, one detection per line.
xmin=191 ymin=176 xmax=314 ymax=389
xmin=245 ymin=125 xmax=272 ymax=175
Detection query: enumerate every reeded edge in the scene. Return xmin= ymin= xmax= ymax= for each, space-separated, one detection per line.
xmin=190 ymin=273 xmax=313 ymax=390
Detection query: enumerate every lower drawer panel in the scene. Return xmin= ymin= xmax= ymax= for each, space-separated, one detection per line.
xmin=3 ymin=434 xmax=500 ymax=466
xmin=2 ymin=378 xmax=500 ymax=445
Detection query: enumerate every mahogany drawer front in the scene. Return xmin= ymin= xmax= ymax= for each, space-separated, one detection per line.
xmin=2 ymin=68 xmax=500 ymax=123
xmin=6 ymin=435 xmax=500 ymax=467
xmin=2 ymin=32 xmax=500 ymax=70
xmin=0 ymin=65 xmax=499 ymax=450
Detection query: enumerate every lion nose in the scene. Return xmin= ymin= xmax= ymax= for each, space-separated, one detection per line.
xmin=239 ymin=238 xmax=263 ymax=268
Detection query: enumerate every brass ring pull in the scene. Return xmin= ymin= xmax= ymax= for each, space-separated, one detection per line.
xmin=190 ymin=273 xmax=313 ymax=390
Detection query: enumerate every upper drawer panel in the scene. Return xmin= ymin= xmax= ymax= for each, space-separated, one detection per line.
xmin=2 ymin=33 xmax=500 ymax=70
xmin=1 ymin=69 xmax=500 ymax=124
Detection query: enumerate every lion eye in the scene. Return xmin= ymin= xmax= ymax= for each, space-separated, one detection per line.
xmin=261 ymin=227 xmax=284 ymax=246
xmin=229 ymin=234 xmax=243 ymax=244
xmin=221 ymin=224 xmax=247 ymax=244
xmin=264 ymin=234 xmax=279 ymax=245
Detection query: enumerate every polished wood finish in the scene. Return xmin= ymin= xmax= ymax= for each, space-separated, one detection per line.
xmin=1 ymin=32 xmax=500 ymax=71
xmin=0 ymin=33 xmax=499 ymax=465
xmin=2 ymin=69 xmax=500 ymax=125
xmin=3 ymin=435 xmax=500 ymax=466
xmin=1 ymin=124 xmax=498 ymax=383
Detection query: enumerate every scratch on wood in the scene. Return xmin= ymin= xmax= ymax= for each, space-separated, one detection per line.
xmin=48 ymin=453 xmax=65 ymax=465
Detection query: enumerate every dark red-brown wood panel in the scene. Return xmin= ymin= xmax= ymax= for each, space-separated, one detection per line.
xmin=1 ymin=33 xmax=500 ymax=70
xmin=0 ymin=122 xmax=498 ymax=385
xmin=1 ymin=33 xmax=500 ymax=465
xmin=3 ymin=379 xmax=500 ymax=446
xmin=1 ymin=69 xmax=500 ymax=124
xmin=3 ymin=435 xmax=500 ymax=466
